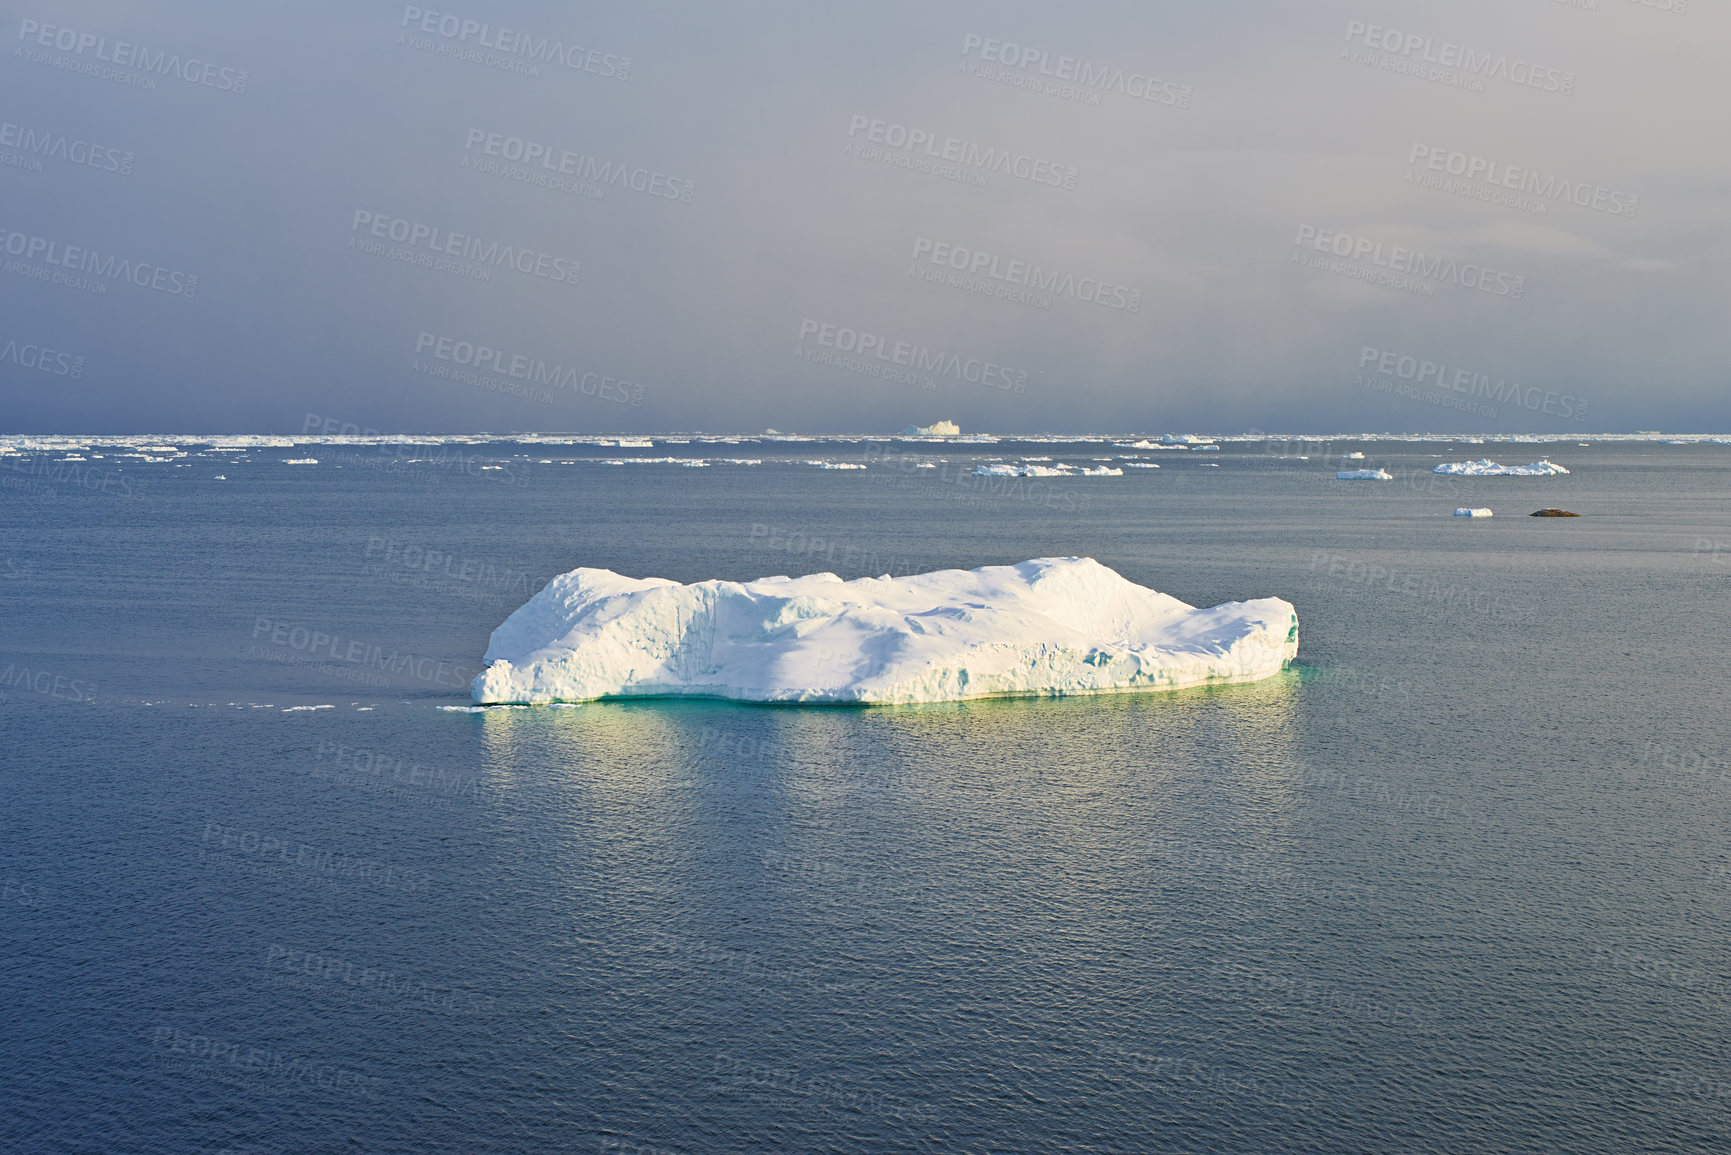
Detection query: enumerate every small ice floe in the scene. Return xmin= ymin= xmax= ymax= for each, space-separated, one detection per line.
xmin=1336 ymin=469 xmax=1393 ymax=480
xmin=281 ymin=458 xmax=318 ymax=465
xmin=1453 ymin=508 xmax=1493 ymax=518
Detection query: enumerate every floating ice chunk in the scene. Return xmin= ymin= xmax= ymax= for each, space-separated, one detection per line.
xmin=974 ymin=463 xmax=1069 ymax=477
xmin=1336 ymin=469 xmax=1392 ymax=480
xmin=1194 ymin=444 xmax=1221 ymax=452
xmin=804 ymin=460 xmax=866 ymax=470
xmin=471 ymin=557 xmax=1298 ymax=706
xmin=1342 ymin=452 xmax=1365 ymax=460
xmin=1453 ymin=508 xmax=1493 ymax=517
xmin=1433 ymin=459 xmax=1568 ymax=476
xmin=1123 ymin=462 xmax=1161 ymax=469
xmin=1078 ymin=466 xmax=1123 ymax=476
xmin=281 ymin=458 xmax=318 ymax=465
xmin=902 ymin=420 xmax=960 ymax=436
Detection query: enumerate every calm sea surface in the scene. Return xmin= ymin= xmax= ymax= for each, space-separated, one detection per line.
xmin=3 ymin=437 xmax=1729 ymax=1153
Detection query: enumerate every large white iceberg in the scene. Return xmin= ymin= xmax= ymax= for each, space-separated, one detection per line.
xmin=470 ymin=557 xmax=1298 ymax=706
xmin=1433 ymin=459 xmax=1569 ymax=476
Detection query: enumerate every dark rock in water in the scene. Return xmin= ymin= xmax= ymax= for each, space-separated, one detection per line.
xmin=1531 ymin=508 xmax=1580 ymax=517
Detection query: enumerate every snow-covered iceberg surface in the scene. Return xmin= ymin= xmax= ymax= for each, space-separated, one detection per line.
xmin=470 ymin=557 xmax=1299 ymax=706
xmin=1433 ymin=458 xmax=1569 ymax=476
xmin=1454 ymin=507 xmax=1493 ymax=517
xmin=1336 ymin=469 xmax=1393 ymax=480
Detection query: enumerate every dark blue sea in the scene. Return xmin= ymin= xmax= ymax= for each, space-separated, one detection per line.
xmin=3 ymin=435 xmax=1730 ymax=1154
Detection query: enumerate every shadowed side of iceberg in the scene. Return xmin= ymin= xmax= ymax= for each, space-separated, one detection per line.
xmin=469 ymin=558 xmax=1299 ymax=706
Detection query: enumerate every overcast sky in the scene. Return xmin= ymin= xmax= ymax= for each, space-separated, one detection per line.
xmin=2 ymin=0 xmax=1726 ymax=435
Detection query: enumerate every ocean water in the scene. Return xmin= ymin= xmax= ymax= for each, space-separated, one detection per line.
xmin=3 ymin=437 xmax=1730 ymax=1154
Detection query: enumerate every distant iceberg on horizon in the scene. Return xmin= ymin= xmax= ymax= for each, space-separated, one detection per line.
xmin=901 ymin=420 xmax=960 ymax=437
xmin=469 ymin=558 xmax=1298 ymax=706
xmin=1434 ymin=459 xmax=1569 ymax=476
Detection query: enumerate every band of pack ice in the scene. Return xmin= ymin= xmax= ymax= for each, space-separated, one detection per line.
xmin=470 ymin=557 xmax=1299 ymax=705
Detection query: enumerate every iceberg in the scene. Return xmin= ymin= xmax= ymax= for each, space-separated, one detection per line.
xmin=974 ymin=463 xmax=1071 ymax=477
xmin=1433 ymin=459 xmax=1569 ymax=476
xmin=902 ymin=420 xmax=961 ymax=437
xmin=1453 ymin=508 xmax=1493 ymax=517
xmin=1336 ymin=469 xmax=1392 ymax=480
xmin=470 ymin=557 xmax=1299 ymax=706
